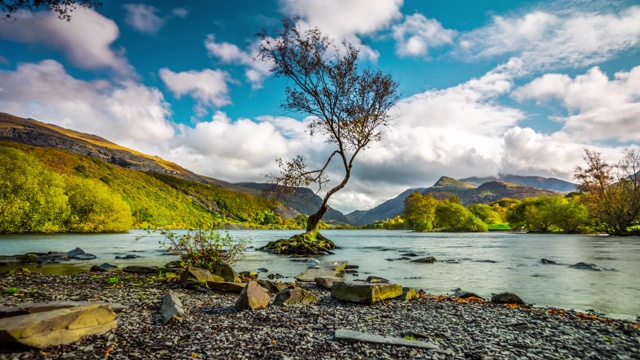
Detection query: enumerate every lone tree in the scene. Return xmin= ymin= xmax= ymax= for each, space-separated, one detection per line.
xmin=257 ymin=18 xmax=399 ymax=254
xmin=575 ymin=148 xmax=640 ymax=235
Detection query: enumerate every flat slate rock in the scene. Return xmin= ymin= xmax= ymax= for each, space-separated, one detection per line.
xmin=0 ymin=304 xmax=116 ymax=349
xmin=160 ymin=291 xmax=186 ymax=324
xmin=296 ymin=261 xmax=348 ymax=282
xmin=0 ymin=301 xmax=125 ymax=319
xmin=334 ymin=329 xmax=440 ymax=350
xmin=207 ymin=281 xmax=246 ymax=293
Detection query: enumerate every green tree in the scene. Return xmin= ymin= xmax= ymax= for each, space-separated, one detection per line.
xmin=257 ymin=17 xmax=399 ymax=254
xmin=435 ymin=202 xmax=468 ymax=229
xmin=403 ymin=192 xmax=438 ymax=232
xmin=65 ymin=177 xmax=132 ymax=232
xmin=0 ymin=146 xmax=68 ymax=233
xmin=575 ymin=149 xmax=640 ymax=235
xmin=468 ymin=204 xmax=503 ymax=224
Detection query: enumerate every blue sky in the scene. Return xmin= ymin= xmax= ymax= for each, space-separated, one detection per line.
xmin=1 ymin=0 xmax=639 ymax=213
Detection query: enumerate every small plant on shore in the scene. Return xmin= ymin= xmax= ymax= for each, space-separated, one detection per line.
xmin=403 ymin=334 xmax=416 ymax=341
xmin=106 ymin=275 xmax=120 ymax=285
xmin=4 ymin=287 xmax=18 ymax=294
xmin=160 ymin=226 xmax=249 ymax=271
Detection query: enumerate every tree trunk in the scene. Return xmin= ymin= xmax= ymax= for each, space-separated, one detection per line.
xmin=306 ymin=203 xmax=329 ymax=233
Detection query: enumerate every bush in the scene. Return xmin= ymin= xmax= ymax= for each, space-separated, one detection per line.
xmin=160 ymin=227 xmax=249 ymax=271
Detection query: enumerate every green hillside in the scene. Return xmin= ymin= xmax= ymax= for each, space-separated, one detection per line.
xmin=0 ymin=141 xmax=296 ymax=232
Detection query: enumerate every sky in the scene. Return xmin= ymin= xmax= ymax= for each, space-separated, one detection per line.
xmin=0 ymin=0 xmax=639 ymax=214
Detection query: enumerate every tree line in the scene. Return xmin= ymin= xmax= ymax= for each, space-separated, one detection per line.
xmin=386 ymin=149 xmax=640 ymax=236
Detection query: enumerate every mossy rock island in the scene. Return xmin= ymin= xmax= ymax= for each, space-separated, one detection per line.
xmin=258 ymin=232 xmax=338 ymax=255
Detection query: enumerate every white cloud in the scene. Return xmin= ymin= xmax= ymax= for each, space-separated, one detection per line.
xmin=204 ymin=34 xmax=272 ymax=89
xmin=168 ymin=112 xmax=323 ymax=182
xmin=159 ymin=68 xmax=231 ymax=115
xmin=392 ymin=13 xmax=456 ymax=57
xmin=513 ymin=66 xmax=640 ymax=142
xmin=0 ymin=9 xmax=133 ymax=75
xmin=0 ymin=60 xmax=174 ymax=150
xmin=172 ymin=8 xmax=189 ymax=18
xmin=123 ymin=3 xmax=165 ymax=34
xmin=280 ymin=0 xmax=404 ymax=62
xmin=459 ymin=5 xmax=640 ymax=71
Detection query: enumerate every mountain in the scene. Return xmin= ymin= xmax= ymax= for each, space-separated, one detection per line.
xmin=460 ymin=174 xmax=577 ymax=193
xmin=346 ymin=187 xmax=428 ymax=226
xmin=0 ymin=112 xmax=349 ymax=230
xmin=235 ymin=182 xmax=349 ymax=224
xmin=346 ymin=176 xmax=559 ymax=226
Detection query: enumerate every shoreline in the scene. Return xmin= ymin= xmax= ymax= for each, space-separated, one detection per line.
xmin=1 ymin=271 xmax=639 ymax=359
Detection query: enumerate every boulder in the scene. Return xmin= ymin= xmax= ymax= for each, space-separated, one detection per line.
xmin=257 ymin=268 xmax=269 ymax=273
xmin=67 ymin=247 xmax=97 ymax=260
xmin=296 ymin=261 xmax=348 ymax=282
xmin=272 ymin=287 xmax=320 ymax=306
xmin=411 ymin=256 xmax=436 ymax=263
xmin=399 ymin=252 xmax=420 ymax=257
xmin=180 ymin=267 xmax=224 ymax=289
xmin=400 ymin=287 xmax=419 ymax=301
xmin=331 ymin=282 xmax=403 ymax=304
xmin=160 ymin=292 xmax=186 ymax=324
xmin=366 ymin=276 xmax=389 ymax=284
xmin=540 ymin=258 xmax=557 ymax=265
xmin=90 ymin=263 xmax=118 ymax=272
xmin=257 ymin=280 xmax=289 ymax=294
xmin=315 ymin=276 xmax=344 ymax=290
xmin=0 ymin=304 xmax=116 ymax=349
xmin=122 ymin=266 xmax=158 ymax=274
xmin=234 ymin=281 xmax=271 ymax=311
xmin=164 ymin=260 xmax=186 ymax=270
xmin=212 ymin=263 xmax=241 ymax=283
xmin=491 ymin=292 xmax=525 ymax=305
xmin=207 ymin=281 xmax=246 ymax=293
xmin=267 ymin=273 xmax=285 ymax=280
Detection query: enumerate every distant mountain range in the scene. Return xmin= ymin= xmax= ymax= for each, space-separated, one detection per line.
xmin=346 ymin=176 xmax=571 ymax=226
xmin=1 ymin=112 xmax=577 ymax=227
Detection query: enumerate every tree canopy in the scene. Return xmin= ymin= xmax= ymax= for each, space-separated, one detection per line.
xmin=257 ymin=17 xmax=399 ymax=235
xmin=1 ymin=0 xmax=100 ymax=21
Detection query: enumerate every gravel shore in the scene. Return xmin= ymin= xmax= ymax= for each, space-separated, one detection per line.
xmin=1 ymin=270 xmax=639 ymax=359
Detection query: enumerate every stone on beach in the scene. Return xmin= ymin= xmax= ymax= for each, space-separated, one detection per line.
xmin=206 ymin=281 xmax=246 ymax=293
xmin=257 ymin=280 xmax=289 ymax=294
xmin=334 ymin=329 xmax=440 ymax=350
xmin=491 ymin=292 xmax=525 ymax=305
xmin=411 ymin=256 xmax=437 ymax=263
xmin=180 ymin=267 xmax=224 ymax=289
xmin=234 ymin=281 xmax=271 ymax=311
xmin=296 ymin=261 xmax=348 ymax=282
xmin=400 ymin=287 xmax=419 ymax=301
xmin=314 ymin=276 xmax=344 ymax=290
xmin=67 ymin=247 xmax=97 ymax=260
xmin=0 ymin=301 xmax=125 ymax=320
xmin=272 ymin=287 xmax=320 ymax=306
xmin=160 ymin=291 xmax=186 ymax=324
xmin=212 ymin=263 xmax=242 ymax=283
xmin=0 ymin=304 xmax=116 ymax=349
xmin=122 ymin=265 xmax=159 ymax=274
xmin=331 ymin=282 xmax=403 ymax=304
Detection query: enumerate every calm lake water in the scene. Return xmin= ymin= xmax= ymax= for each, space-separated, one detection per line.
xmin=1 ymin=230 xmax=639 ymax=320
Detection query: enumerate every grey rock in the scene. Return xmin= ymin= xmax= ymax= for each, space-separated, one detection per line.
xmin=315 ymin=276 xmax=344 ymax=290
xmin=491 ymin=292 xmax=525 ymax=305
xmin=411 ymin=256 xmax=436 ymax=263
xmin=272 ymin=287 xmax=320 ymax=306
xmin=234 ymin=281 xmax=270 ymax=311
xmin=160 ymin=291 xmax=186 ymax=324
xmin=334 ymin=329 xmax=440 ymax=350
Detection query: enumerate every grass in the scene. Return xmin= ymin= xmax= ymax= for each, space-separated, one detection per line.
xmin=4 ymin=287 xmax=18 ymax=294
xmin=488 ymin=223 xmax=512 ymax=231
xmin=106 ymin=276 xmax=120 ymax=285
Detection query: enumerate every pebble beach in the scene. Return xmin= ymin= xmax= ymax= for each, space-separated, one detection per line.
xmin=1 ymin=270 xmax=639 ymax=360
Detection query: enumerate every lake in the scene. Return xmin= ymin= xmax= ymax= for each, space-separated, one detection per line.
xmin=1 ymin=230 xmax=638 ymax=320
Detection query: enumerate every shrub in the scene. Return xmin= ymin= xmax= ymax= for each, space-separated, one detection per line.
xmin=160 ymin=227 xmax=249 ymax=271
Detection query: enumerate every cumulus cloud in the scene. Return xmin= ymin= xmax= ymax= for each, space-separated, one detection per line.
xmin=204 ymin=35 xmax=272 ymax=89
xmin=459 ymin=5 xmax=640 ymax=71
xmin=159 ymin=68 xmax=231 ymax=115
xmin=392 ymin=13 xmax=456 ymax=57
xmin=0 ymin=9 xmax=133 ymax=75
xmin=167 ymin=112 xmax=327 ymax=182
xmin=0 ymin=60 xmax=174 ymax=151
xmin=280 ymin=0 xmax=404 ymax=61
xmin=513 ymin=66 xmax=640 ymax=142
xmin=123 ymin=3 xmax=165 ymax=34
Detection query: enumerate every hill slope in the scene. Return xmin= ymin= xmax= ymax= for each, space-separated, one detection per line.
xmin=460 ymin=174 xmax=576 ymax=193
